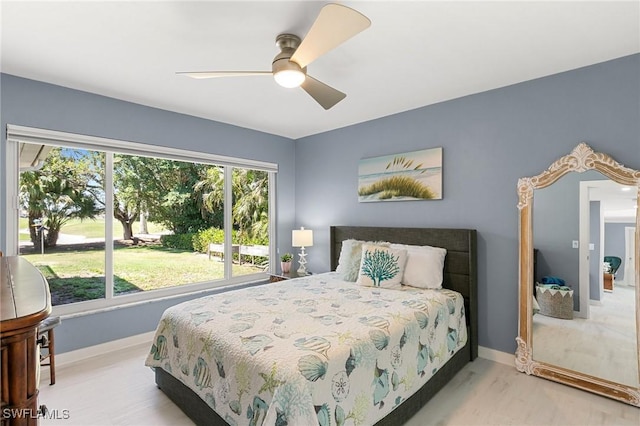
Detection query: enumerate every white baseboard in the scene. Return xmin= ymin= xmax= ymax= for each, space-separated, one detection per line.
xmin=39 ymin=331 xmax=155 ymax=382
xmin=478 ymin=345 xmax=515 ymax=366
xmin=59 ymin=331 xmax=156 ymax=367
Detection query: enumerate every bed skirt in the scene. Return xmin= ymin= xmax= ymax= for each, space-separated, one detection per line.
xmin=154 ymin=336 xmax=472 ymax=426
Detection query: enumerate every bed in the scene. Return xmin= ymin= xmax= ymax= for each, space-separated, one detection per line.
xmin=146 ymin=226 xmax=477 ymax=425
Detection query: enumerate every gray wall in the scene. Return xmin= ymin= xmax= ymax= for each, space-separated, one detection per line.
xmin=0 ymin=74 xmax=296 ymax=353
xmin=295 ymin=54 xmax=640 ymax=354
xmin=55 ymin=282 xmax=263 ymax=353
xmin=533 ymin=172 xmax=579 ymax=301
xmin=2 ymin=54 xmax=638 ymax=356
xmin=605 ymin=222 xmax=635 ymax=281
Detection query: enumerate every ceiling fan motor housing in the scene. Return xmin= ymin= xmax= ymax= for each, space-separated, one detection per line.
xmin=179 ymin=3 xmax=371 ymax=109
xmin=272 ymin=34 xmax=306 ymax=77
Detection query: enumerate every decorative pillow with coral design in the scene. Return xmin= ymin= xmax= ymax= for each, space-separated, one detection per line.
xmin=356 ymin=244 xmax=407 ymax=289
xmin=336 ymin=239 xmax=390 ymax=282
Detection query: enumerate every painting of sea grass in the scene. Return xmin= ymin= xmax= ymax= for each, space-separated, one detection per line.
xmin=358 ymin=147 xmax=442 ymax=202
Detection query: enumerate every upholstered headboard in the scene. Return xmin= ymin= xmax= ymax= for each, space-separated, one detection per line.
xmin=329 ymin=226 xmax=478 ymax=360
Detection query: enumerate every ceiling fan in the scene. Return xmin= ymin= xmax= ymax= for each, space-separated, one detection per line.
xmin=177 ymin=3 xmax=371 ymax=110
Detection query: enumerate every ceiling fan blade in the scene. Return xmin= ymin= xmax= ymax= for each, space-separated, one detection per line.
xmin=291 ymin=3 xmax=371 ymax=68
xmin=177 ymin=71 xmax=272 ymax=79
xmin=301 ymin=75 xmax=346 ymax=110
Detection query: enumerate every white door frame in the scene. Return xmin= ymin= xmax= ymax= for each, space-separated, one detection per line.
xmin=623 ymin=226 xmax=636 ymax=286
xmin=579 ymin=180 xmax=626 ymax=318
xmin=578 ymin=181 xmax=593 ymax=319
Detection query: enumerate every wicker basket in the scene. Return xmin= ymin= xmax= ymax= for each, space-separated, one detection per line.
xmin=536 ymin=285 xmax=573 ymax=319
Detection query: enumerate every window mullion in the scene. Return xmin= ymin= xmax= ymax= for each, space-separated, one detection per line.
xmin=268 ymin=172 xmax=277 ymax=274
xmin=105 ymin=153 xmax=114 ymax=299
xmin=223 ymin=166 xmax=233 ymax=279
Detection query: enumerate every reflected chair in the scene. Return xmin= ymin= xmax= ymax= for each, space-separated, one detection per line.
xmin=604 ymin=256 xmax=622 ymax=276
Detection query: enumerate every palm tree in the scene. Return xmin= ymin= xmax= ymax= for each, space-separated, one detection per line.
xmin=20 ymin=147 xmax=102 ymax=248
xmin=194 ymin=167 xmax=269 ymax=243
xmin=194 ymin=166 xmax=225 ymax=217
xmin=232 ymin=169 xmax=269 ymax=243
xmin=20 ymin=171 xmax=46 ymax=247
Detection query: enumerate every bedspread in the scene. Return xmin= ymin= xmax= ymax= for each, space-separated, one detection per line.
xmin=145 ymin=272 xmax=467 ymax=426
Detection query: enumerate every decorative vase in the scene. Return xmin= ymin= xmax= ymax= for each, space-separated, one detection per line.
xmin=281 ymin=261 xmax=291 ymax=273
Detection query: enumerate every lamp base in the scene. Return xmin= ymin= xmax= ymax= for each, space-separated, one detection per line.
xmin=297 ymin=247 xmax=308 ymax=276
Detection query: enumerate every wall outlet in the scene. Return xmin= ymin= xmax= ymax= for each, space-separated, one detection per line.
xmin=572 ymin=240 xmax=579 ymax=248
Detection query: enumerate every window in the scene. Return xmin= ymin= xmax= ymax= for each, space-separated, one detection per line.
xmin=6 ymin=125 xmax=277 ymax=315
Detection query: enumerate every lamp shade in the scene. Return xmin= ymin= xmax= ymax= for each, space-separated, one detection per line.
xmin=292 ymin=227 xmax=313 ymax=247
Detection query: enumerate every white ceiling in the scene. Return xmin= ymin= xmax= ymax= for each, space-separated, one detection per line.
xmin=1 ymin=1 xmax=639 ymax=139
xmin=591 ymin=184 xmax=637 ymax=223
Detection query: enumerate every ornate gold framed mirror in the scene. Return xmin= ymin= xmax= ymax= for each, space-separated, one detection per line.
xmin=515 ymin=142 xmax=640 ymax=407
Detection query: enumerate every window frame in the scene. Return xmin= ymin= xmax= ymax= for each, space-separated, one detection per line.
xmin=5 ymin=125 xmax=278 ymax=316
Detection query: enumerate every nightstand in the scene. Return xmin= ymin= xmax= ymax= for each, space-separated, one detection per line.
xmin=269 ymin=271 xmax=310 ymax=282
xmin=603 ymin=273 xmax=614 ymax=292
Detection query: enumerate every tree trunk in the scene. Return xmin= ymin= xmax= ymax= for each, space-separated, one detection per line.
xmin=45 ymin=227 xmax=59 ymax=248
xmin=28 ymin=213 xmax=40 ymax=248
xmin=118 ymin=219 xmax=134 ymax=240
xmin=139 ymin=211 xmax=148 ymax=234
xmin=114 ymin=207 xmax=137 ymax=240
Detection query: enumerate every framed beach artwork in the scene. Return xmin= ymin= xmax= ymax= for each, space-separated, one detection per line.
xmin=358 ymin=147 xmax=442 ymax=202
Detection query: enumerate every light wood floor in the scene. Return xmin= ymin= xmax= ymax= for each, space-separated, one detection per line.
xmin=38 ymin=343 xmax=639 ymax=425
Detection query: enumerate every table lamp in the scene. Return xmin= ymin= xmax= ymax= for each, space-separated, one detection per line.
xmin=292 ymin=227 xmax=313 ymax=275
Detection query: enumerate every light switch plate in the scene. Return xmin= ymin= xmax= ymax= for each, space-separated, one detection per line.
xmin=572 ymin=240 xmax=579 ymax=248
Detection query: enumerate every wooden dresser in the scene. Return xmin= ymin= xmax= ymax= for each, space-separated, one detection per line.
xmin=1 ymin=256 xmax=51 ymax=426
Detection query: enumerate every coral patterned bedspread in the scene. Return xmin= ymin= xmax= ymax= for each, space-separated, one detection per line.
xmin=145 ymin=272 xmax=467 ymax=426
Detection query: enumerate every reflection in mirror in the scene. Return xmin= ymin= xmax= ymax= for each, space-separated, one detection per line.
xmin=531 ymin=171 xmax=638 ymax=387
xmin=515 ymin=142 xmax=640 ymax=407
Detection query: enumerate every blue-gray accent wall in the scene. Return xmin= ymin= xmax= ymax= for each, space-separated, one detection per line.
xmin=1 ymin=54 xmax=638 ymax=355
xmin=295 ymin=54 xmax=640 ymax=354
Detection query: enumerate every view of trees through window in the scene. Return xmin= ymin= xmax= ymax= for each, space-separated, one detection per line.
xmin=18 ymin=144 xmax=271 ymax=306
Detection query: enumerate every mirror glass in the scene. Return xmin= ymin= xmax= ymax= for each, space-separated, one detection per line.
xmin=531 ymin=170 xmax=638 ymax=387
xmin=516 ymin=143 xmax=640 ymax=407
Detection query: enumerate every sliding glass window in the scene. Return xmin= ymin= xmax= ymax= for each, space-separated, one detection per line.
xmin=7 ymin=126 xmax=277 ymax=314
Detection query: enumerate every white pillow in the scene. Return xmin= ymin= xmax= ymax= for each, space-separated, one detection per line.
xmin=336 ymin=239 xmax=362 ymax=281
xmin=390 ymin=243 xmax=447 ymax=289
xmin=356 ymin=244 xmax=407 ymax=289
xmin=336 ymin=240 xmax=390 ymax=282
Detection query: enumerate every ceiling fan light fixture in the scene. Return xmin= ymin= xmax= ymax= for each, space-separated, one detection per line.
xmin=274 ymin=69 xmax=306 ymax=88
xmin=178 ymin=4 xmax=371 ymax=109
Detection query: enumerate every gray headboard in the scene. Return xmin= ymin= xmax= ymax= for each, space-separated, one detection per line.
xmin=330 ymin=226 xmax=478 ymax=360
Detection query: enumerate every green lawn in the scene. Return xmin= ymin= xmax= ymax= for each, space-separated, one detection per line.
xmin=22 ymin=245 xmax=264 ymax=306
xmin=19 ymin=217 xmax=167 ymax=241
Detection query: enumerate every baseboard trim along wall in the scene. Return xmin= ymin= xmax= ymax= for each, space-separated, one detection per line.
xmin=41 ymin=332 xmax=516 ymax=381
xmin=478 ymin=345 xmax=515 ymax=366
xmin=47 ymin=331 xmax=156 ymax=374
